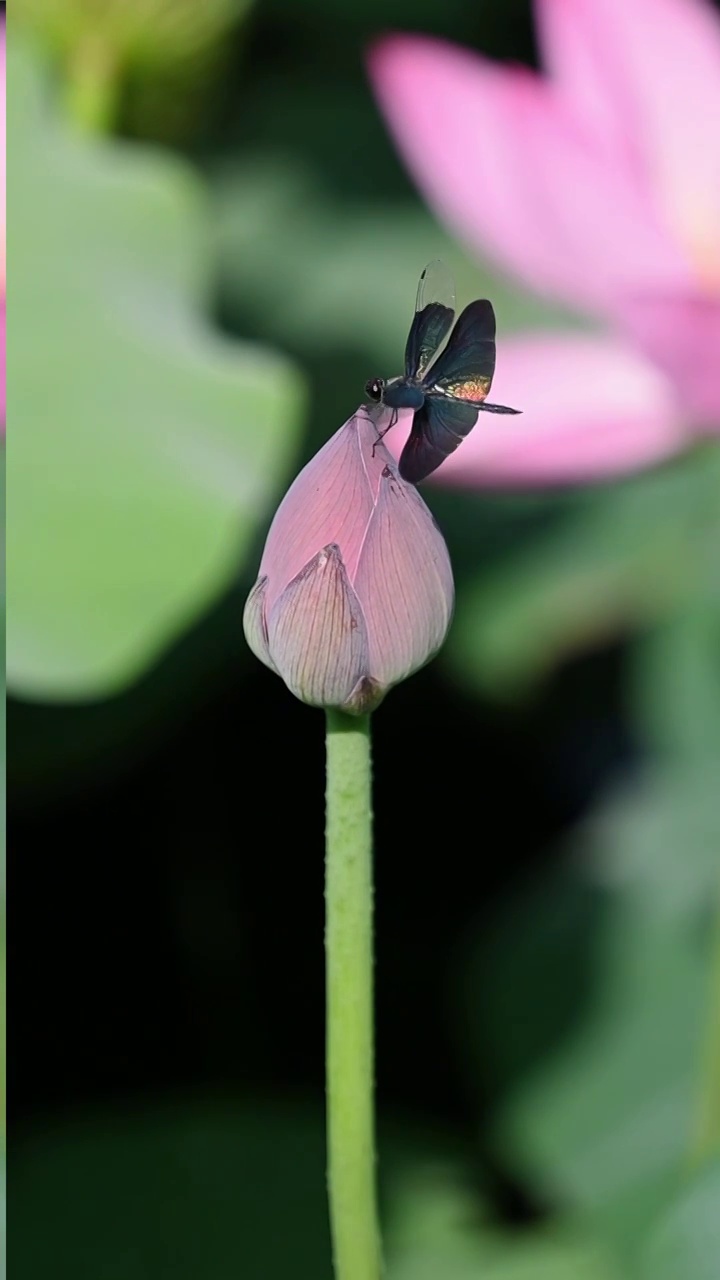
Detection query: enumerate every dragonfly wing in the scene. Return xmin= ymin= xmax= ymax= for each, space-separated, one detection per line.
xmin=416 ymin=259 xmax=456 ymax=314
xmin=405 ymin=304 xmax=455 ymax=380
xmin=422 ymin=299 xmax=496 ymax=401
xmin=404 ymin=260 xmax=456 ymax=380
xmin=399 ymin=396 xmax=478 ymax=484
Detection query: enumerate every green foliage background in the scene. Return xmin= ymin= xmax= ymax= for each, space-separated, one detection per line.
xmin=8 ymin=0 xmax=720 ymax=1277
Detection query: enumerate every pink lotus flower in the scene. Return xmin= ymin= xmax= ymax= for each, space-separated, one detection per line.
xmin=368 ymin=0 xmax=720 ymax=486
xmin=244 ymin=412 xmax=454 ymax=713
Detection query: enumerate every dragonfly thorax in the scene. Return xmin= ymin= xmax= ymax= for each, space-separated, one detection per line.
xmin=380 ymin=377 xmax=425 ymax=412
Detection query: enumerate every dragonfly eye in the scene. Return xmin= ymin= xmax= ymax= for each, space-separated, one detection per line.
xmin=364 ymin=378 xmax=385 ymax=403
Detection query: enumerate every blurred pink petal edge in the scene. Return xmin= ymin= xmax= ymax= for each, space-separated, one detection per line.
xmin=536 ymin=0 xmax=720 ymax=271
xmin=385 ymin=335 xmax=688 ymax=487
xmin=368 ymin=31 xmax=688 ymax=313
xmin=368 ymin=0 xmax=720 ymax=486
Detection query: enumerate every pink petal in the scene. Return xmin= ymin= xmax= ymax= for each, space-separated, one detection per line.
xmin=353 ymin=467 xmax=454 ymax=685
xmin=535 ymin=0 xmax=637 ymax=158
xmin=537 ymin=0 xmax=720 ymax=287
xmin=267 ymin=544 xmax=370 ymax=709
xmin=618 ymin=294 xmax=720 ymax=427
xmin=368 ymin=36 xmax=689 ymax=313
xmin=0 ymin=308 xmax=5 ymax=433
xmin=385 ymin=334 xmax=688 ymax=487
xmin=243 ymin=576 xmax=276 ymax=671
xmin=259 ymin=413 xmax=390 ymax=612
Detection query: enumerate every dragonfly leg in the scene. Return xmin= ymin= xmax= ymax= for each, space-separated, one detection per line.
xmin=371 ymin=409 xmax=398 ymax=456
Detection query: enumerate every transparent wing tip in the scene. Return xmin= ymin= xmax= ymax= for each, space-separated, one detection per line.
xmin=416 ymin=259 xmax=456 ymax=315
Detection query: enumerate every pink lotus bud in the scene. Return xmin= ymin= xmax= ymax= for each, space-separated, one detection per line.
xmin=244 ymin=412 xmax=454 ymax=713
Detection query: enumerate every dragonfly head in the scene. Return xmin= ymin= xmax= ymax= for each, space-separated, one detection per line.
xmin=364 ymin=377 xmax=385 ymax=403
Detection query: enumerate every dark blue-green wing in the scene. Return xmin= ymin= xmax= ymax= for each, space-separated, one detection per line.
xmin=404 ymin=260 xmax=456 ymax=380
xmin=398 ymin=396 xmax=478 ymax=484
xmin=422 ymin=299 xmax=496 ymax=401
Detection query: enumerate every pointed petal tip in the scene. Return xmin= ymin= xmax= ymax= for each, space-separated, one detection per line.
xmin=342 ymin=676 xmax=386 ymax=716
xmin=267 ymin=544 xmax=371 ymax=710
xmin=258 ymin=408 xmax=396 ymax=605
xmin=368 ymin=32 xmax=474 ymax=78
xmin=368 ymin=26 xmax=690 ymax=310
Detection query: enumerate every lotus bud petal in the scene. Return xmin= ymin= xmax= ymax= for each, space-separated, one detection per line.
xmin=244 ymin=412 xmax=454 ymax=713
xmin=267 ymin=544 xmax=370 ymax=709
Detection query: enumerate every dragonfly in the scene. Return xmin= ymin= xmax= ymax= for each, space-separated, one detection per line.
xmin=364 ymin=260 xmax=520 ymax=484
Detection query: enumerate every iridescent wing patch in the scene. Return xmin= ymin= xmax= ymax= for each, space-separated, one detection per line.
xmin=422 ymin=299 xmax=496 ymax=401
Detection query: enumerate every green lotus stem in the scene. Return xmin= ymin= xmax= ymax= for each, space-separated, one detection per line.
xmin=64 ymin=37 xmax=121 ymax=135
xmin=325 ymin=709 xmax=382 ymax=1280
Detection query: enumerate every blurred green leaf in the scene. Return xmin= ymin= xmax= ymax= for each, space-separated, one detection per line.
xmin=631 ymin=606 xmax=720 ymax=762
xmin=388 ymin=1165 xmax=623 ymax=1280
xmin=214 ymin=157 xmax=581 ymax=365
xmin=447 ymin=448 xmax=720 ymax=697
xmin=392 ymin=1230 xmax=621 ymax=1280
xmin=14 ymin=1095 xmax=623 ymax=1280
xmin=9 ymin=43 xmax=304 ymax=699
xmin=13 ymin=1097 xmax=478 ymax=1280
xmin=458 ymin=741 xmax=719 ymax=1254
xmin=16 ymin=0 xmax=253 ymax=140
xmin=15 ymin=1100 xmax=332 ymax=1280
xmin=584 ymin=761 xmax=720 ymax=924
xmin=457 ymin=870 xmax=604 ymax=1100
xmin=485 ymin=904 xmax=706 ymax=1251
xmin=0 ymin=919 xmax=5 ymax=1146
xmin=640 ymin=1162 xmax=720 ymax=1280
xmin=16 ymin=0 xmax=249 ymax=71
xmin=0 ymin=452 xmax=5 ymax=843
